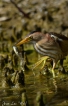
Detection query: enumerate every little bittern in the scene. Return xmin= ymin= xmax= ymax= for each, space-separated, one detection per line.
xmin=15 ymin=31 xmax=68 ymax=77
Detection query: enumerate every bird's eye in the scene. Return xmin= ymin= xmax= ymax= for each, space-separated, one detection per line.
xmin=30 ymin=36 xmax=33 ymax=40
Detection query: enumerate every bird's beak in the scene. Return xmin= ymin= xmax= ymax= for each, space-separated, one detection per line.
xmin=16 ymin=36 xmax=32 ymax=46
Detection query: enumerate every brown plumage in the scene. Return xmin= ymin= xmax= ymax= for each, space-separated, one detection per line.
xmin=15 ymin=31 xmax=68 ymax=77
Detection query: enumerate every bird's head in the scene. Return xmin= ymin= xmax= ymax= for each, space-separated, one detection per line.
xmin=16 ymin=31 xmax=45 ymax=46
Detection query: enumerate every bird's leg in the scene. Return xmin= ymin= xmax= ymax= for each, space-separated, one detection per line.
xmin=52 ymin=61 xmax=56 ymax=78
xmin=32 ymin=56 xmax=49 ymax=70
xmin=40 ymin=59 xmax=46 ymax=70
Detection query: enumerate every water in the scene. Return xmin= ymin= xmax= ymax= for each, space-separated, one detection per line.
xmin=0 ymin=68 xmax=68 ymax=106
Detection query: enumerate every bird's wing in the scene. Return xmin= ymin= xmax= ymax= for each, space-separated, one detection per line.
xmin=48 ymin=32 xmax=68 ymax=56
xmin=49 ymin=32 xmax=68 ymax=40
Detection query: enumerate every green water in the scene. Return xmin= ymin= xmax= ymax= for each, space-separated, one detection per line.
xmin=0 ymin=53 xmax=68 ymax=106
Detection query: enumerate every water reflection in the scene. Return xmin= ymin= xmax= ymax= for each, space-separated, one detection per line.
xmin=0 ymin=67 xmax=68 ymax=106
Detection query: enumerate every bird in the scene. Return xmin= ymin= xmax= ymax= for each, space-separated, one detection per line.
xmin=15 ymin=31 xmax=68 ymax=77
